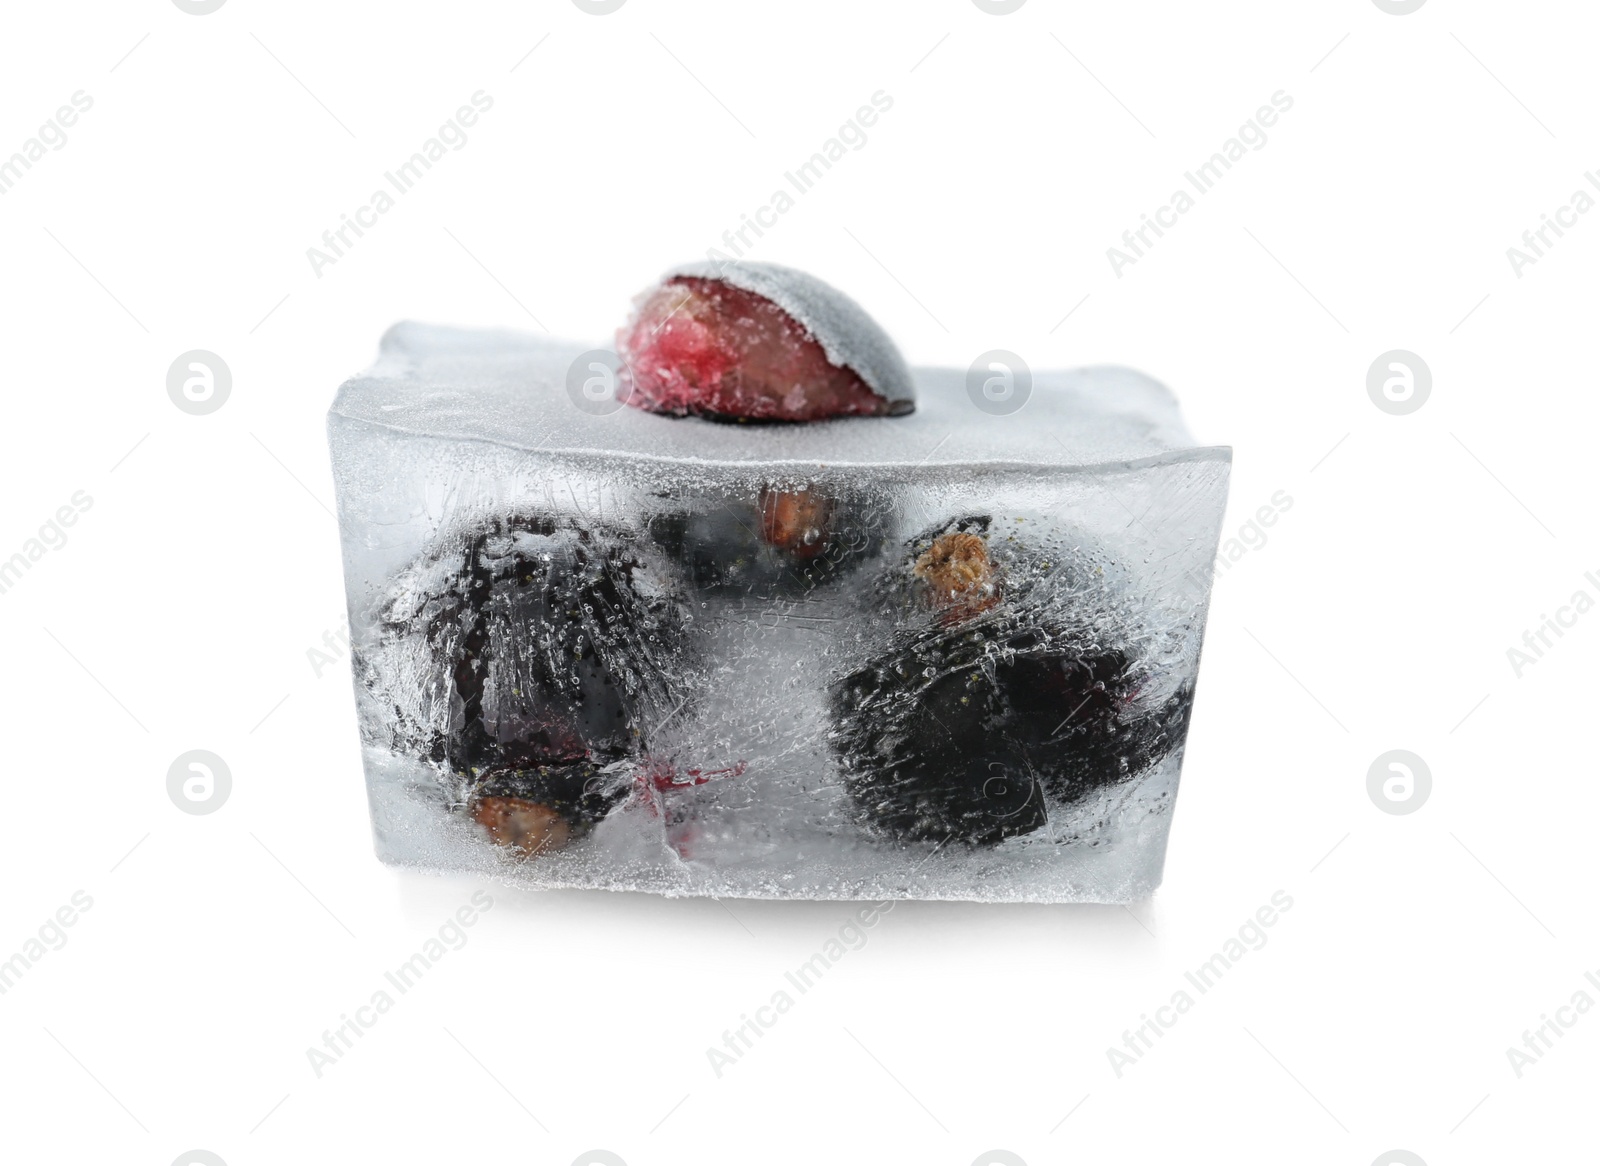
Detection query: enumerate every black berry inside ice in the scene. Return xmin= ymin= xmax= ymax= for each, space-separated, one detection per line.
xmin=648 ymin=483 xmax=888 ymax=597
xmin=828 ymin=517 xmax=1194 ymax=847
xmin=362 ymin=514 xmax=698 ymax=855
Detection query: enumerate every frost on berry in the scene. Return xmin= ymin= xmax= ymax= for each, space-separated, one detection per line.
xmin=616 ymin=264 xmax=914 ymax=422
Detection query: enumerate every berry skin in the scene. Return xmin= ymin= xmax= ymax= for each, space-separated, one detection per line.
xmin=616 ymin=263 xmax=915 ymax=422
xmin=363 ymin=513 xmax=698 ymax=852
xmin=828 ymin=517 xmax=1193 ymax=847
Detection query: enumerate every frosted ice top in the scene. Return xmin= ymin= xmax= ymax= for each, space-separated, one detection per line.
xmin=330 ymin=322 xmax=1221 ymax=471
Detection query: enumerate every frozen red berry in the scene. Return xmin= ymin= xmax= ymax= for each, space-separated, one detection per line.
xmin=616 ymin=262 xmax=915 ymax=422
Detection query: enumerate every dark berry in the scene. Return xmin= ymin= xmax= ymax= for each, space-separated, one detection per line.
xmin=829 ymin=516 xmax=1193 ymax=846
xmin=363 ymin=513 xmax=697 ymax=851
xmin=647 ymin=483 xmax=887 ymax=596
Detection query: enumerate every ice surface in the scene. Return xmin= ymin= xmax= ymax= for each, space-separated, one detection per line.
xmin=329 ymin=323 xmax=1231 ymax=902
xmin=340 ymin=321 xmax=1203 ymax=469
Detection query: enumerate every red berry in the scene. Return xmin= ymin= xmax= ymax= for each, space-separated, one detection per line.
xmin=616 ymin=263 xmax=914 ymax=422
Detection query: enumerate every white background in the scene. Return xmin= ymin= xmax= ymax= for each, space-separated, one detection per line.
xmin=0 ymin=1 xmax=1594 ymax=1164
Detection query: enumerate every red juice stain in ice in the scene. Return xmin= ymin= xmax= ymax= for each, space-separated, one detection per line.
xmin=631 ymin=758 xmax=749 ymax=818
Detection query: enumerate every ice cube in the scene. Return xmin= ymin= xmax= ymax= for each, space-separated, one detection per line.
xmin=328 ymin=322 xmax=1230 ymax=902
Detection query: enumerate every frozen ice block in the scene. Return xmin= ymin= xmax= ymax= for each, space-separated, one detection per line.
xmin=328 ymin=321 xmax=1230 ymax=902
